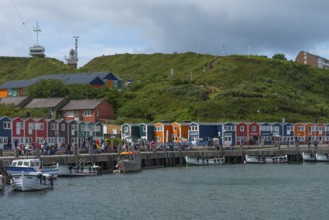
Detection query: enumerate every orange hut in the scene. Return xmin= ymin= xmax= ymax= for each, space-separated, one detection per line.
xmin=294 ymin=122 xmax=306 ymax=144
xmin=154 ymin=122 xmax=172 ymax=143
xmin=171 ymin=122 xmax=189 ymax=143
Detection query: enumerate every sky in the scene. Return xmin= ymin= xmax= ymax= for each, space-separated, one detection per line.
xmin=1 ymin=0 xmax=329 ymax=68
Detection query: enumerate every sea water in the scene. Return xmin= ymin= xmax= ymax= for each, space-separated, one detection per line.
xmin=1 ymin=163 xmax=328 ymax=220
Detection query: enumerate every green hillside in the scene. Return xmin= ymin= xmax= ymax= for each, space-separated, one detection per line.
xmin=83 ymin=53 xmax=329 ymax=123
xmin=0 ymin=56 xmax=77 ymax=84
xmin=1 ymin=53 xmax=329 ymax=123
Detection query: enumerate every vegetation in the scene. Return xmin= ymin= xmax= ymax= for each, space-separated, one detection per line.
xmin=1 ymin=52 xmax=329 ymax=123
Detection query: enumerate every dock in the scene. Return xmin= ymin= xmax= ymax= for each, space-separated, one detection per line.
xmin=1 ymin=145 xmax=328 ymax=173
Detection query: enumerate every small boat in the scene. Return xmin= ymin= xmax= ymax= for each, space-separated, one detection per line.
xmin=58 ymin=160 xmax=101 ymax=177
xmin=185 ymin=155 xmax=225 ymax=166
xmin=245 ymin=155 xmax=288 ymax=164
xmin=10 ymin=172 xmax=54 ymax=192
xmin=5 ymin=158 xmax=59 ymax=177
xmin=315 ymin=153 xmax=329 ymax=162
xmin=301 ymin=152 xmax=316 ymax=162
xmin=114 ymin=151 xmax=141 ymax=173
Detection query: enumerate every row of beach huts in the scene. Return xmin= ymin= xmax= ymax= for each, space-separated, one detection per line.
xmin=0 ymin=116 xmax=328 ymax=150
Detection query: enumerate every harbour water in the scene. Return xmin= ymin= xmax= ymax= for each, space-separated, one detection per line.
xmin=1 ymin=163 xmax=329 ymax=220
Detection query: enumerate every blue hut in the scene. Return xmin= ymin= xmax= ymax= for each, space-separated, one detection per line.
xmin=0 ymin=117 xmax=12 ymax=149
xmin=188 ymin=122 xmax=219 ymax=145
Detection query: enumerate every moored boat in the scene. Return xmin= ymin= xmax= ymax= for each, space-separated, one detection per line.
xmin=10 ymin=172 xmax=54 ymax=192
xmin=301 ymin=152 xmax=316 ymax=162
xmin=58 ymin=160 xmax=101 ymax=177
xmin=245 ymin=155 xmax=288 ymax=164
xmin=185 ymin=155 xmax=225 ymax=166
xmin=315 ymin=153 xmax=329 ymax=162
xmin=114 ymin=151 xmax=141 ymax=173
xmin=5 ymin=158 xmax=59 ymax=177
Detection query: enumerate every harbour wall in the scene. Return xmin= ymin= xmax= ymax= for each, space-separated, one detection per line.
xmin=1 ymin=145 xmax=328 ymax=173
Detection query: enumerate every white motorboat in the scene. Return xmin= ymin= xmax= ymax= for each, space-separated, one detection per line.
xmin=114 ymin=151 xmax=141 ymax=173
xmin=315 ymin=153 xmax=329 ymax=162
xmin=5 ymin=158 xmax=59 ymax=177
xmin=245 ymin=155 xmax=288 ymax=164
xmin=301 ymin=152 xmax=316 ymax=162
xmin=11 ymin=172 xmax=54 ymax=192
xmin=58 ymin=160 xmax=101 ymax=177
xmin=185 ymin=155 xmax=225 ymax=166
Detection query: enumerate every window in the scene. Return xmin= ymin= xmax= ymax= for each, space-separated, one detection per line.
xmin=298 ymin=126 xmax=304 ymax=131
xmin=95 ymin=126 xmax=101 ymax=132
xmin=51 ymin=123 xmax=58 ymax=130
xmin=224 ymin=125 xmax=234 ymax=131
xmin=143 ymin=126 xmax=146 ymax=132
xmin=190 ymin=126 xmax=198 ymax=131
xmin=36 ymin=123 xmax=44 ymax=130
xmin=240 ymin=126 xmax=244 ymax=132
xmin=252 ymin=126 xmax=256 ymax=132
xmin=96 ymin=110 xmax=99 ymax=117
xmin=3 ymin=121 xmax=11 ymax=129
xmin=58 ymin=137 xmax=65 ymax=144
xmin=287 ymin=126 xmax=293 ymax=131
xmin=66 ymin=111 xmax=74 ymax=117
xmin=81 ymin=125 xmax=86 ymax=131
xmin=61 ymin=124 xmax=65 ymax=131
xmin=84 ymin=110 xmax=92 ymax=116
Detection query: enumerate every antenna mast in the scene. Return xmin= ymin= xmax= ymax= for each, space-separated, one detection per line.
xmin=65 ymin=36 xmax=79 ymax=68
xmin=29 ymin=22 xmax=45 ymax=58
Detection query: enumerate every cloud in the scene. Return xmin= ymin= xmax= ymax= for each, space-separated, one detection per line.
xmin=2 ymin=0 xmax=329 ymax=67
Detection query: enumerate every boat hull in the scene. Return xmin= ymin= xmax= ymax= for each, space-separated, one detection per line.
xmin=185 ymin=156 xmax=225 ymax=166
xmin=11 ymin=172 xmax=54 ymax=192
xmin=58 ymin=165 xmax=100 ymax=177
xmin=117 ymin=160 xmax=141 ymax=173
xmin=245 ymin=155 xmax=288 ymax=164
xmin=114 ymin=151 xmax=142 ymax=173
xmin=315 ymin=153 xmax=329 ymax=162
xmin=302 ymin=152 xmax=317 ymax=162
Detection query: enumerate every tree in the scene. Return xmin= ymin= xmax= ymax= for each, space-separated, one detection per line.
xmin=272 ymin=53 xmax=287 ymax=61
xmin=27 ymin=79 xmax=68 ymax=98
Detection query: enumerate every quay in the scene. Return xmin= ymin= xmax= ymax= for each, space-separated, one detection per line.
xmin=1 ymin=145 xmax=328 ymax=173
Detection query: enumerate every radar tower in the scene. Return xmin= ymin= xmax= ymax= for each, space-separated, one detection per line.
xmin=65 ymin=36 xmax=79 ymax=68
xmin=29 ymin=23 xmax=45 ymax=58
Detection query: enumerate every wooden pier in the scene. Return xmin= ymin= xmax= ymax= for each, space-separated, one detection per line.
xmin=1 ymin=145 xmax=328 ymax=173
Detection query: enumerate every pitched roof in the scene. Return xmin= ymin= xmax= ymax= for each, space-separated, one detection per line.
xmin=63 ymin=75 xmax=104 ymax=85
xmin=0 ymin=79 xmax=38 ymax=89
xmin=0 ymin=96 xmax=32 ymax=107
xmin=24 ymin=98 xmax=68 ymax=108
xmin=61 ymin=99 xmax=105 ymax=110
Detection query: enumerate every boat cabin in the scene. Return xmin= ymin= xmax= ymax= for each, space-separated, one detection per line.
xmin=11 ymin=159 xmax=40 ymax=167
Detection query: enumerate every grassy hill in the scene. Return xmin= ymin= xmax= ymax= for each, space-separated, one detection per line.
xmin=1 ymin=53 xmax=329 ymax=123
xmin=0 ymin=56 xmax=77 ymax=84
xmin=83 ymin=53 xmax=329 ymax=123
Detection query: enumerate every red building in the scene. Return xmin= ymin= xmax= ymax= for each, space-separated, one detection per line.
xmin=61 ymin=99 xmax=114 ymax=122
xmin=236 ymin=122 xmax=248 ymax=145
xmin=248 ymin=122 xmax=260 ymax=145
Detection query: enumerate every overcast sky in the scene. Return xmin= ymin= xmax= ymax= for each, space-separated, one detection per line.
xmin=1 ymin=0 xmax=329 ymax=67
